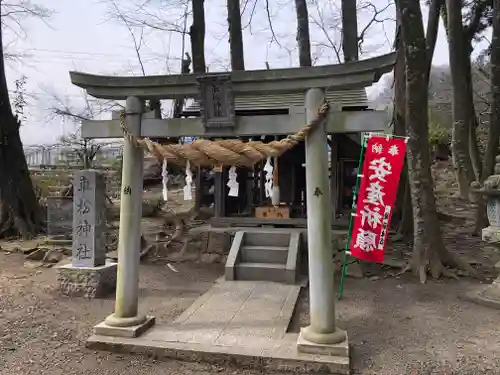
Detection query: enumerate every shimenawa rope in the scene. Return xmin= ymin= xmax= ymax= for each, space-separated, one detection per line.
xmin=119 ymin=102 xmax=329 ymax=168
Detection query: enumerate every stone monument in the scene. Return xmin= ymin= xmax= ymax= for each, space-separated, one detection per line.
xmin=465 ymin=155 xmax=500 ymax=308
xmin=46 ymin=196 xmax=73 ymax=240
xmin=56 ymin=170 xmax=117 ymax=299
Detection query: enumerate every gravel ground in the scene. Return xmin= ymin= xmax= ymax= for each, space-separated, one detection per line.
xmin=292 ymin=274 xmax=500 ymax=375
xmin=1 ymin=250 xmax=500 ymax=375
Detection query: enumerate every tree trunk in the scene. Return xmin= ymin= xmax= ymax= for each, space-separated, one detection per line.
xmin=425 ymin=0 xmax=444 ymax=79
xmin=469 ymin=106 xmax=482 ymax=182
xmin=474 ymin=0 xmax=500 ymax=233
xmin=341 ymin=0 xmax=358 ymax=62
xmin=189 ymin=0 xmax=207 ymax=211
xmin=445 ymin=0 xmax=476 ymax=199
xmin=463 ymin=54 xmax=482 ymax=182
xmin=397 ymin=0 xmax=471 ymax=282
xmin=0 ymin=5 xmax=41 ymax=239
xmin=393 ymin=9 xmax=413 ymax=238
xmin=227 ymin=0 xmax=245 ymax=70
xmin=190 ymin=0 xmax=206 ymax=73
xmin=173 ymin=54 xmax=192 ymax=119
xmin=294 ymin=0 xmax=312 ymax=67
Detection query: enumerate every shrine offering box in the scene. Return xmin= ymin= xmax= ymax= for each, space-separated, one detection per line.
xmin=255 ymin=205 xmax=290 ymax=219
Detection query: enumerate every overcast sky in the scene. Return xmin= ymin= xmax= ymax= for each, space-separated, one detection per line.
xmin=4 ymin=0 xmax=456 ymax=146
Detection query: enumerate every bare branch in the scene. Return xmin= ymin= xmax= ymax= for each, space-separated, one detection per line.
xmin=357 ymin=2 xmax=393 ymax=55
xmin=309 ymin=0 xmax=342 ymax=63
xmin=99 ymin=0 xmax=188 ymax=35
xmin=107 ymin=0 xmax=146 ymax=76
xmin=241 ymin=0 xmax=258 ymax=32
xmin=1 ymin=0 xmax=52 ymax=40
xmin=265 ymin=0 xmax=281 ymax=47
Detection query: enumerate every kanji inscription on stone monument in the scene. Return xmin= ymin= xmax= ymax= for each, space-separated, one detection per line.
xmin=72 ymin=170 xmax=106 ymax=267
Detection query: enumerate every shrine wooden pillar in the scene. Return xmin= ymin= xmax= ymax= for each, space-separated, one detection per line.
xmin=214 ymin=169 xmax=226 ymax=218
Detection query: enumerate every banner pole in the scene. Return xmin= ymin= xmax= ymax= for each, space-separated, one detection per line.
xmin=337 ymin=133 xmax=370 ymax=300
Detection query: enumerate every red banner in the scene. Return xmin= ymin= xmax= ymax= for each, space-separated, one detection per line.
xmin=348 ymin=135 xmax=407 ymax=263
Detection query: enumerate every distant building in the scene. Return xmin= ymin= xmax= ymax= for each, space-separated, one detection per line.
xmin=24 ymin=144 xmax=123 ymax=167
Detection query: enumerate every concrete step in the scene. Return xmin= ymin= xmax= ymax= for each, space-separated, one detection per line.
xmin=240 ymin=245 xmax=288 ymax=264
xmin=235 ymin=262 xmax=286 ymax=283
xmin=244 ymin=231 xmax=290 ymax=247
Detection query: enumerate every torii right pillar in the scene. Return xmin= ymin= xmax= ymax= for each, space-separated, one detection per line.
xmin=297 ymin=88 xmax=349 ymax=359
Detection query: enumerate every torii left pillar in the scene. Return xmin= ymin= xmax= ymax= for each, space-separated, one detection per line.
xmin=94 ymin=96 xmax=156 ymax=337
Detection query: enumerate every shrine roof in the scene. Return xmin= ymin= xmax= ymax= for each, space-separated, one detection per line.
xmin=69 ymin=53 xmax=396 ymax=100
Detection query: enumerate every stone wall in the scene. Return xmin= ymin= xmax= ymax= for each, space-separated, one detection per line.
xmin=151 ymin=230 xmax=232 ymax=264
xmin=158 ymin=228 xmax=347 ymax=265
xmin=31 ymin=167 xmax=120 ymax=198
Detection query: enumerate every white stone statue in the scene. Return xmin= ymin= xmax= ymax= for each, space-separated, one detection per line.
xmin=183 ymin=160 xmax=193 ymax=200
xmin=227 ymin=166 xmax=239 ymax=197
xmin=162 ymin=157 xmax=169 ymax=201
xmin=263 ymin=156 xmax=274 ymax=198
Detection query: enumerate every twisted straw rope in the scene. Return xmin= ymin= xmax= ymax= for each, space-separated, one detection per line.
xmin=119 ymin=101 xmax=330 ymax=168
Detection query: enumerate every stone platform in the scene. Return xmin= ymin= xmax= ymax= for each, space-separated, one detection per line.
xmin=461 ymin=278 xmax=500 ymax=309
xmin=87 ymin=279 xmax=350 ymax=374
xmin=57 ymin=261 xmax=117 ymax=299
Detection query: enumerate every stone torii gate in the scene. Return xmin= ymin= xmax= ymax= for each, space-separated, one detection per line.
xmin=69 ymin=53 xmax=394 ymax=358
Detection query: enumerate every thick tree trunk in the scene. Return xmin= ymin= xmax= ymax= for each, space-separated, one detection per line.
xmin=393 ymin=10 xmax=413 ymax=238
xmin=227 ymin=0 xmax=245 ymax=70
xmin=0 ymin=17 xmax=40 ymax=239
xmin=294 ymin=0 xmax=312 ymax=67
xmin=474 ymin=0 xmax=500 ymax=233
xmin=341 ymin=0 xmax=358 ymax=62
xmin=445 ymin=0 xmax=476 ymax=199
xmin=190 ymin=0 xmax=206 ymax=73
xmin=397 ymin=0 xmax=472 ymax=282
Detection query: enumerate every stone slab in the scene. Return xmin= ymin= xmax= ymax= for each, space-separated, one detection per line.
xmin=94 ymin=316 xmax=156 ymax=338
xmin=297 ymin=331 xmax=349 ymax=358
xmin=86 ymin=332 xmax=349 ymax=374
xmin=86 ymin=280 xmax=349 ymax=373
xmin=46 ymin=196 xmax=73 ymax=240
xmin=56 ymin=261 xmax=117 ymax=299
xmin=461 ymin=280 xmax=500 ymax=310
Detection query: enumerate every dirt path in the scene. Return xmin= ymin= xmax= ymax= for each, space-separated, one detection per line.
xmin=1 ymin=251 xmax=500 ymax=375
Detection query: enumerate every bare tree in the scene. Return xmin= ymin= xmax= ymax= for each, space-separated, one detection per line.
xmin=341 ymin=0 xmax=358 ymax=62
xmin=309 ymin=0 xmax=392 ymax=63
xmin=47 ymin=90 xmax=120 ymax=169
xmin=57 ymin=133 xmax=104 ymax=169
xmin=0 ymin=0 xmax=52 ymax=239
xmin=190 ymin=0 xmax=206 ymax=73
xmin=485 ymin=0 xmax=500 ymax=184
xmin=396 ymin=0 xmax=474 ymax=281
xmin=473 ymin=1 xmax=500 ymax=232
xmin=228 ymin=0 xmax=245 ymax=70
xmin=295 ymin=0 xmax=312 ymax=66
xmin=392 ymin=5 xmax=413 ymax=239
xmin=445 ymin=0 xmax=491 ymax=198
